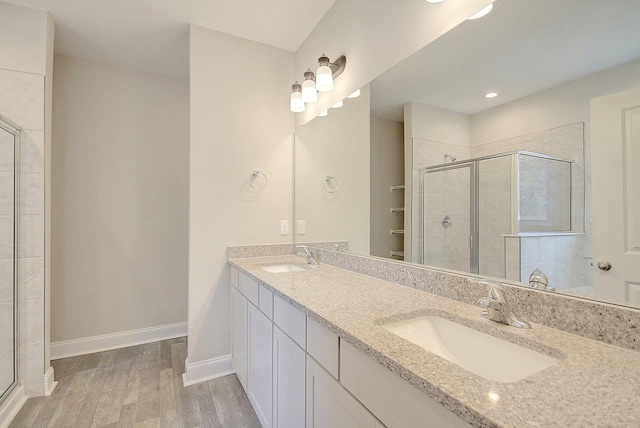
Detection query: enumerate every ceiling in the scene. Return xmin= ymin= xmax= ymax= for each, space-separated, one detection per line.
xmin=371 ymin=0 xmax=640 ymax=121
xmin=4 ymin=0 xmax=337 ymax=78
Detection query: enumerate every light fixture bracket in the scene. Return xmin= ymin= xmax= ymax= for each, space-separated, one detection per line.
xmin=329 ymin=55 xmax=346 ymax=79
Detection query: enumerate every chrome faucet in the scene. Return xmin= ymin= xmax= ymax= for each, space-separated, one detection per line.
xmin=477 ymin=281 xmax=531 ymax=329
xmin=296 ymin=245 xmax=319 ymax=266
xmin=333 ymin=242 xmax=347 ymax=251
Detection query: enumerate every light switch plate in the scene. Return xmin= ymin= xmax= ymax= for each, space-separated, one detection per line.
xmin=297 ymin=220 xmax=306 ymax=235
xmin=280 ymin=220 xmax=290 ymax=235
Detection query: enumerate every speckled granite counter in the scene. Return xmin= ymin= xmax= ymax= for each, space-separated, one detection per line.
xmin=229 ymin=255 xmax=640 ymax=428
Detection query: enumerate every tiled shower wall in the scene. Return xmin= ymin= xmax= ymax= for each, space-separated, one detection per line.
xmin=506 ymin=234 xmax=593 ymax=292
xmin=413 ymin=123 xmax=588 ymax=289
xmin=0 ymin=68 xmax=46 ymax=397
xmin=471 ymin=123 xmax=585 ymax=233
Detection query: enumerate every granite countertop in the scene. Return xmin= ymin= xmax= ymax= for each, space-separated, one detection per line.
xmin=228 ymin=255 xmax=640 ymax=428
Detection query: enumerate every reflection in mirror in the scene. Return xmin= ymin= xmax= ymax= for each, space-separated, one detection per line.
xmin=294 ymin=0 xmax=640 ymax=310
xmin=0 ymin=122 xmax=16 ymax=401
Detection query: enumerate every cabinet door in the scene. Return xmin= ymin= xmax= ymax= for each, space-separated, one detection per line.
xmin=231 ymin=286 xmax=248 ymax=389
xmin=273 ymin=326 xmax=305 ymax=428
xmin=248 ymin=303 xmax=273 ymax=428
xmin=306 ymin=355 xmax=376 ymax=428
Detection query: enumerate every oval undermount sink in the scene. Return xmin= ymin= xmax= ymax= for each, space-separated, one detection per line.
xmin=261 ymin=264 xmax=306 ymax=273
xmin=383 ymin=315 xmax=558 ymax=383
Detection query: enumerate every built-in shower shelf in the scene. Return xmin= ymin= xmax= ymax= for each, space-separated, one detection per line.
xmin=390 ymin=229 xmax=405 ymax=235
xmin=390 ymin=207 xmax=405 ymax=213
xmin=390 ymin=251 xmax=405 ymax=258
xmin=390 ymin=185 xmax=405 ymax=191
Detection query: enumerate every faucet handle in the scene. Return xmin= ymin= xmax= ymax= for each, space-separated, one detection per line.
xmin=477 ymin=297 xmax=490 ymax=308
xmin=487 ymin=281 xmax=509 ymax=304
xmin=296 ymin=244 xmax=310 ymax=255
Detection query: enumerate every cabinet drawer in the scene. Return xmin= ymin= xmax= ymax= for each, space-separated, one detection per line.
xmin=259 ymin=284 xmax=274 ymax=320
xmin=239 ymin=272 xmax=259 ymax=306
xmin=340 ymin=341 xmax=470 ymax=428
xmin=230 ymin=266 xmax=239 ymax=288
xmin=273 ymin=295 xmax=306 ymax=349
xmin=306 ymin=354 xmax=376 ymax=428
xmin=307 ymin=316 xmax=339 ymax=379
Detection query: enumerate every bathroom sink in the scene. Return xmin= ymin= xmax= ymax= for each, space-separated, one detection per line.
xmin=383 ymin=316 xmax=558 ymax=383
xmin=261 ymin=264 xmax=306 ymax=273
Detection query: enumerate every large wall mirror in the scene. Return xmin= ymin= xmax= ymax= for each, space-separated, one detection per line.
xmin=294 ymin=0 xmax=640 ymax=310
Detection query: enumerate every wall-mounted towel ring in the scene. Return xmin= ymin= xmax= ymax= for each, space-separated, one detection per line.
xmin=250 ymin=170 xmax=268 ymax=190
xmin=323 ymin=176 xmax=338 ymax=193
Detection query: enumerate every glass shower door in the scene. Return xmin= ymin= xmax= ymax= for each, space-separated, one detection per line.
xmin=421 ymin=163 xmax=475 ymax=274
xmin=477 ymin=155 xmax=512 ymax=279
xmin=0 ymin=122 xmax=17 ymax=402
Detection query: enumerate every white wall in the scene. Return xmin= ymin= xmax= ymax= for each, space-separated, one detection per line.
xmin=295 ymin=86 xmax=371 ymax=255
xmin=0 ymin=1 xmax=53 ymax=400
xmin=294 ymin=0 xmax=492 ymax=125
xmin=0 ymin=2 xmax=50 ymax=76
xmin=51 ymin=55 xmax=189 ymax=342
xmin=370 ymin=116 xmax=404 ymax=259
xmin=188 ymin=25 xmax=294 ymax=374
xmin=471 ymin=58 xmax=640 ymax=146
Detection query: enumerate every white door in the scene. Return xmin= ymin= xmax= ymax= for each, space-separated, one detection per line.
xmin=273 ymin=326 xmax=306 ymax=428
xmin=248 ymin=303 xmax=273 ymax=428
xmin=591 ymin=87 xmax=640 ymax=305
xmin=231 ymin=287 xmax=248 ymax=388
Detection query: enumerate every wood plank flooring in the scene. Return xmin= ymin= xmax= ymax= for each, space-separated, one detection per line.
xmin=10 ymin=337 xmax=260 ymax=427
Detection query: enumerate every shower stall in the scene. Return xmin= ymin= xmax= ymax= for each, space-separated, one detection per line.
xmin=0 ymin=119 xmax=18 ymax=404
xmin=419 ymin=151 xmax=573 ymax=278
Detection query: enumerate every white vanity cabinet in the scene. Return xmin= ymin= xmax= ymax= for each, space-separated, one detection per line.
xmin=229 ymin=265 xmax=466 ymax=428
xmin=248 ymin=298 xmax=273 ymax=428
xmin=306 ymin=355 xmax=378 ymax=428
xmin=272 ymin=326 xmax=306 ymax=428
xmin=340 ymin=341 xmax=470 ymax=428
xmin=230 ymin=285 xmax=248 ymax=388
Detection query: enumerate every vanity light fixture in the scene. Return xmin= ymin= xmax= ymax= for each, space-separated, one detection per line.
xmin=468 ymin=2 xmax=494 ymax=20
xmin=302 ymin=70 xmax=318 ymax=103
xmin=347 ymin=89 xmax=361 ymax=99
xmin=291 ymin=54 xmax=346 ymax=114
xmin=290 ymin=82 xmax=305 ymax=113
xmin=319 ymin=110 xmax=328 ymax=117
xmin=331 ymin=100 xmax=344 ymax=109
xmin=485 ymin=92 xmax=498 ymax=98
xmin=316 ymin=54 xmax=347 ymax=92
xmin=316 ymin=55 xmax=334 ymax=92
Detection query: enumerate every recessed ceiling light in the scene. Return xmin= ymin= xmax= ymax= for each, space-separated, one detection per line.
xmin=425 ymin=0 xmax=445 ymax=3
xmin=468 ymin=3 xmax=493 ymax=20
xmin=485 ymin=92 xmax=498 ymax=99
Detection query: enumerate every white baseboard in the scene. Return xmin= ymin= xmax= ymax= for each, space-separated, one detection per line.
xmin=182 ymin=355 xmax=235 ymax=387
xmin=0 ymin=386 xmax=27 ymax=428
xmin=51 ymin=322 xmax=188 ymax=360
xmin=44 ymin=366 xmax=57 ymax=396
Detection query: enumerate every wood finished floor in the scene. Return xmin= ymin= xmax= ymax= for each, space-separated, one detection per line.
xmin=10 ymin=337 xmax=260 ymax=427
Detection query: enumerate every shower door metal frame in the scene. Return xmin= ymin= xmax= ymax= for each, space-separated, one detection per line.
xmin=0 ymin=117 xmax=19 ymax=404
xmin=419 ymin=161 xmax=479 ymax=274
xmin=419 ymin=150 xmax=575 ymax=277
